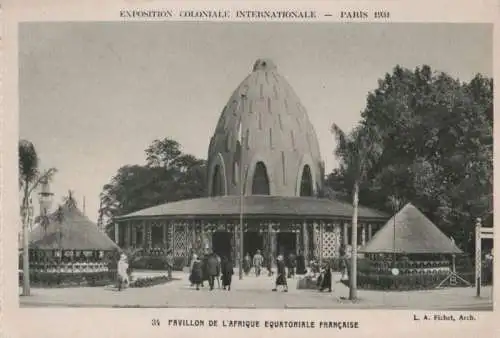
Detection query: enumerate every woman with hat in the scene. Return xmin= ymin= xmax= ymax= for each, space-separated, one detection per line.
xmin=189 ymin=254 xmax=203 ymax=290
xmin=272 ymin=254 xmax=288 ymax=292
xmin=117 ymin=253 xmax=129 ymax=291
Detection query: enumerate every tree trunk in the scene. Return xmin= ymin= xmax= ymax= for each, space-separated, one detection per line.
xmin=22 ymin=185 xmax=30 ymax=296
xmin=349 ymin=181 xmax=359 ymax=300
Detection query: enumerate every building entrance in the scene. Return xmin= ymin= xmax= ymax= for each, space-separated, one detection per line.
xmin=243 ymin=232 xmax=263 ymax=256
xmin=276 ymin=232 xmax=297 ymax=257
xmin=212 ymin=231 xmax=232 ymax=258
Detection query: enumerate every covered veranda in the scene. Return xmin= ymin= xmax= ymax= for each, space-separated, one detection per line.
xmin=113 ymin=195 xmax=388 ymax=268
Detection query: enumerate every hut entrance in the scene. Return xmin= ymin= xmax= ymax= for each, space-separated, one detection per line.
xmin=244 ymin=232 xmax=263 ymax=256
xmin=277 ymin=232 xmax=297 ymax=256
xmin=212 ymin=231 xmax=232 ymax=258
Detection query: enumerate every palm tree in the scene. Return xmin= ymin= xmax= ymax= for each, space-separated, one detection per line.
xmin=19 ymin=140 xmax=56 ymax=296
xmin=331 ymin=123 xmax=382 ymax=300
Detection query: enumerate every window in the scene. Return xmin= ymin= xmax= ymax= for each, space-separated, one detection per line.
xmin=258 ymin=112 xmax=262 ymax=130
xmin=245 ymin=129 xmax=250 ymax=149
xmin=281 ymin=152 xmax=286 ymax=184
xmin=232 ymin=160 xmax=239 ymax=185
xmin=260 ymin=84 xmax=264 ymax=99
xmin=269 ymin=128 xmax=273 ymax=149
xmin=291 ymin=131 xmax=295 ymax=149
xmin=267 ymin=97 xmax=272 ymax=114
xmin=237 ymin=119 xmax=242 ymax=143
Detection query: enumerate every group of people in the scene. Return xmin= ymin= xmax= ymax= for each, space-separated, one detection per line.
xmin=189 ymin=252 xmax=234 ymax=291
xmin=242 ymin=250 xmax=264 ymax=276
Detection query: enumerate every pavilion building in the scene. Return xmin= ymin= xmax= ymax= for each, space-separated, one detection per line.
xmin=113 ymin=59 xmax=388 ymax=267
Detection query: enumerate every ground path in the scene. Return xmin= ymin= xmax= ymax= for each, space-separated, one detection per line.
xmin=20 ymin=269 xmax=493 ymax=310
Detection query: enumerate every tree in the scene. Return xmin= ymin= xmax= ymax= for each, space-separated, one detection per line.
xmin=326 ymin=66 xmax=493 ymax=252
xmin=99 ymin=137 xmax=207 ymax=230
xmin=331 ymin=123 xmax=383 ymax=300
xmin=19 ymin=140 xmax=56 ymax=296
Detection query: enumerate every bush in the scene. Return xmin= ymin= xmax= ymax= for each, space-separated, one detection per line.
xmin=129 ymin=275 xmax=171 ymax=288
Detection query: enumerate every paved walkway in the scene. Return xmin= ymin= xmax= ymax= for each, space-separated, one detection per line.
xmin=20 ymin=270 xmax=494 ymax=310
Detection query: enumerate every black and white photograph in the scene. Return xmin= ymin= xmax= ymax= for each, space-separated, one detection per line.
xmin=13 ymin=18 xmax=494 ymax=313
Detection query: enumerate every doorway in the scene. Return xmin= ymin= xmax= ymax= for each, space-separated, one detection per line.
xmin=276 ymin=232 xmax=297 ymax=257
xmin=243 ymin=232 xmax=263 ymax=256
xmin=212 ymin=232 xmax=233 ymax=258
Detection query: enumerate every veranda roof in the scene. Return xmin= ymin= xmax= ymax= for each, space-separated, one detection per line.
xmin=29 ymin=204 xmax=119 ymax=251
xmin=115 ymin=195 xmax=388 ymax=222
xmin=359 ymin=203 xmax=462 ymax=254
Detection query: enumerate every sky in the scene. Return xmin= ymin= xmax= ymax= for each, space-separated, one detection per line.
xmin=19 ymin=22 xmax=492 ymax=223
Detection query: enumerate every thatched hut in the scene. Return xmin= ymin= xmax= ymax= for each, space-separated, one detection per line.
xmin=352 ymin=203 xmax=472 ymax=290
xmin=25 ymin=203 xmax=119 ymax=286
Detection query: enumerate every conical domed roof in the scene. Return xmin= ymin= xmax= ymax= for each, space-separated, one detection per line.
xmin=207 ymin=59 xmax=323 ymax=197
xmin=360 ymin=203 xmax=462 ymax=254
xmin=29 ymin=204 xmax=119 ymax=251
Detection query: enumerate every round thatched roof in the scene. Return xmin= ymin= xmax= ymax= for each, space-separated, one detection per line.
xmin=30 ymin=204 xmax=119 ymax=251
xmin=360 ymin=203 xmax=462 ymax=254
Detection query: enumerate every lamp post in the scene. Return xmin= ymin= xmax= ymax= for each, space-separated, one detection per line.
xmin=239 ymin=94 xmax=246 ymax=280
xmin=39 ymin=177 xmax=54 ymax=218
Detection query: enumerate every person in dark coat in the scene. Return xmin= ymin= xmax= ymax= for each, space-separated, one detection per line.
xmin=272 ymin=255 xmax=288 ymax=292
xmin=287 ymin=252 xmax=297 ymax=278
xmin=165 ymin=250 xmax=174 ymax=280
xmin=243 ymin=253 xmax=252 ymax=276
xmin=206 ymin=252 xmax=220 ymax=291
xmin=201 ymin=254 xmax=209 ymax=287
xmin=296 ymin=250 xmax=306 ymax=275
xmin=339 ymin=244 xmax=347 ymax=279
xmin=318 ymin=261 xmax=332 ymax=292
xmin=189 ymin=255 xmax=203 ymax=290
xmin=220 ymin=256 xmax=234 ymax=291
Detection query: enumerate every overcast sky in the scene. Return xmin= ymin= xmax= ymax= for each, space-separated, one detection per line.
xmin=19 ymin=22 xmax=492 ymax=222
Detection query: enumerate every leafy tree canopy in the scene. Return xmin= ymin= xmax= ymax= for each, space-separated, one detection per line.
xmin=326 ymin=65 xmax=493 ymax=252
xmin=99 ymin=138 xmax=207 ymax=230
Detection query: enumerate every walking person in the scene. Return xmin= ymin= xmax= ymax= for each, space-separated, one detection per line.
xmin=117 ymin=253 xmax=129 ymax=291
xmin=190 ymin=255 xmax=203 ymax=290
xmin=339 ymin=244 xmax=347 ymax=280
xmin=266 ymin=253 xmax=274 ymax=276
xmin=253 ymin=250 xmax=264 ymax=277
xmin=221 ymin=255 xmax=234 ymax=291
xmin=318 ymin=261 xmax=332 ymax=292
xmin=287 ymin=251 xmax=297 ymax=278
xmin=272 ymin=255 xmax=288 ymax=292
xmin=243 ymin=253 xmax=252 ymax=276
xmin=206 ymin=252 xmax=220 ymax=291
xmin=165 ymin=249 xmax=174 ymax=280
xmin=216 ymin=253 xmax=222 ymax=288
xmin=189 ymin=252 xmax=197 ymax=286
xmin=201 ymin=253 xmax=209 ymax=287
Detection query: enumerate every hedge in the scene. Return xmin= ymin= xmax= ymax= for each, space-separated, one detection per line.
xmin=129 ymin=275 xmax=171 ymax=288
xmin=20 ymin=271 xmax=116 ymax=288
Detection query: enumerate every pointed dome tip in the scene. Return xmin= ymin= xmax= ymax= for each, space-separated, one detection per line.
xmin=253 ymin=58 xmax=277 ymax=72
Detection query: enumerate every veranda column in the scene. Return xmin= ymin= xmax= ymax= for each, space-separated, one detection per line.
xmin=131 ymin=223 xmax=137 ymax=248
xmin=361 ymin=224 xmax=366 ymax=246
xmin=114 ymin=222 xmax=119 ymax=245
xmin=368 ymin=224 xmax=373 ymax=240
xmin=142 ymin=221 xmax=147 ymax=249
xmin=124 ymin=221 xmax=131 ymax=248
xmin=302 ymin=220 xmax=309 ymax=266
xmin=343 ymin=222 xmax=348 ymax=246
xmin=170 ymin=221 xmax=175 ymax=254
xmin=162 ymin=222 xmax=167 ymax=250
xmin=319 ymin=221 xmax=324 ymax=266
xmin=295 ymin=226 xmax=300 ymax=255
xmin=147 ymin=222 xmax=153 ymax=249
